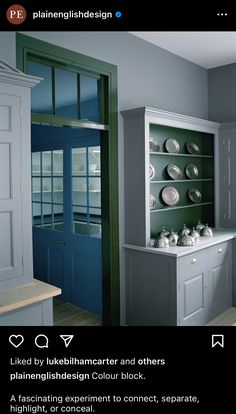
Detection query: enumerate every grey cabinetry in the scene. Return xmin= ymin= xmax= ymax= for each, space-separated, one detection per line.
xmin=178 ymin=241 xmax=232 ymax=325
xmin=178 ymin=250 xmax=208 ymax=326
xmin=233 ymin=239 xmax=236 ymax=307
xmin=123 ymin=107 xmax=234 ymax=326
xmin=0 ymin=61 xmax=40 ymax=290
xmin=208 ymin=242 xmax=232 ymax=320
xmin=219 ymin=123 xmax=236 ymax=228
xmin=125 ymin=249 xmax=177 ymax=325
xmin=0 ymin=60 xmax=60 ymax=325
xmin=219 ymin=123 xmax=236 ymax=306
xmin=125 ymin=238 xmax=232 ymax=326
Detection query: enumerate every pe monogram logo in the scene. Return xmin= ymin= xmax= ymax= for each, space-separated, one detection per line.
xmin=6 ymin=4 xmax=27 ymax=25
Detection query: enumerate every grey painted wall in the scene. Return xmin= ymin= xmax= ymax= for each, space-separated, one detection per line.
xmin=208 ymin=63 xmax=236 ymax=122
xmin=18 ymin=32 xmax=208 ymax=119
xmin=0 ymin=33 xmax=16 ymax=67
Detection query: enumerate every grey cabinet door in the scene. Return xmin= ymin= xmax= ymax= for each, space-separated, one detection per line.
xmin=208 ymin=250 xmax=232 ymax=321
xmin=233 ymin=239 xmax=236 ymax=307
xmin=178 ymin=252 xmax=208 ymax=325
xmin=179 ymin=270 xmax=208 ymax=325
xmin=0 ymin=94 xmax=23 ymax=282
xmin=125 ymin=250 xmax=177 ymax=326
xmin=219 ymin=132 xmax=236 ymax=227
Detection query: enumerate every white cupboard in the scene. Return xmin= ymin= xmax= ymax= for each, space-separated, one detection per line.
xmin=0 ymin=60 xmax=60 ymax=325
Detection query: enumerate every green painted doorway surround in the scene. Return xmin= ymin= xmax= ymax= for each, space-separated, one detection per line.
xmin=16 ymin=33 xmax=120 ymax=325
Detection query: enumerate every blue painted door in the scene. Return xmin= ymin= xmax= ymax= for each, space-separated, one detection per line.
xmin=31 ymin=125 xmax=102 ymax=315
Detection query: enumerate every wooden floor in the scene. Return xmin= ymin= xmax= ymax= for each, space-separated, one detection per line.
xmin=207 ymin=307 xmax=236 ymax=326
xmin=53 ymin=299 xmax=102 ymax=326
xmin=53 ymin=300 xmax=236 ymax=326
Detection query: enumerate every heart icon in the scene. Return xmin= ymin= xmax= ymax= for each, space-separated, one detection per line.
xmin=9 ymin=335 xmax=24 ymax=348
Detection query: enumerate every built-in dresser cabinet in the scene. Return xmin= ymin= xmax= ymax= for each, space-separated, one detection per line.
xmin=122 ymin=107 xmax=235 ymax=325
xmin=125 ymin=236 xmax=232 ymax=326
xmin=0 ymin=60 xmax=60 ymax=325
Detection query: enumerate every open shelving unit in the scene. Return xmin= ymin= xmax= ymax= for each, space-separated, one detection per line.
xmin=121 ymin=107 xmax=219 ymax=247
xmin=149 ymin=123 xmax=215 ymax=236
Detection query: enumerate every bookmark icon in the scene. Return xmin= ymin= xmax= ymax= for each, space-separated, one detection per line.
xmin=212 ymin=334 xmax=224 ymax=348
xmin=60 ymin=335 xmax=74 ymax=348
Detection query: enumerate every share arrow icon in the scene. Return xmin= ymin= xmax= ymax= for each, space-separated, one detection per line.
xmin=60 ymin=335 xmax=74 ymax=348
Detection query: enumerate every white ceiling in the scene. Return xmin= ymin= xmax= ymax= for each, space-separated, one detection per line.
xmin=130 ymin=32 xmax=236 ymax=69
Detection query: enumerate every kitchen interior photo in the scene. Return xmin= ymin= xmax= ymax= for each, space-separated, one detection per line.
xmin=0 ymin=31 xmax=236 ymax=326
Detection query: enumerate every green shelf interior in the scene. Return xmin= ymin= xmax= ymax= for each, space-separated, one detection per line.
xmin=149 ymin=123 xmax=215 ymax=236
xmin=150 ymin=181 xmax=214 ymax=209
xmin=149 ymin=123 xmax=214 ymax=155
xmin=150 ymin=153 xmax=214 ymax=181
xmin=150 ymin=203 xmax=214 ymax=238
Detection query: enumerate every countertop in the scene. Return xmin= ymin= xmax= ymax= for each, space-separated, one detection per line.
xmin=0 ymin=279 xmax=61 ymax=315
xmin=124 ymin=228 xmax=236 ymax=257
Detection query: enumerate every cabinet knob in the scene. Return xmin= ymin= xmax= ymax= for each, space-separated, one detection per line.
xmin=57 ymin=239 xmax=65 ymax=245
xmin=218 ymin=248 xmax=223 ymax=253
xmin=191 ymin=257 xmax=197 ymax=263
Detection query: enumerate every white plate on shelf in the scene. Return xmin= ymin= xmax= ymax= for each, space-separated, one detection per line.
xmin=188 ymin=188 xmax=202 ymax=203
xmin=167 ymin=164 xmax=182 ymax=180
xmin=165 ymin=138 xmax=180 ymax=153
xmin=149 ymin=137 xmax=160 ymax=152
xmin=185 ymin=142 xmax=200 ymax=154
xmin=149 ymin=194 xmax=156 ymax=209
xmin=185 ymin=163 xmax=198 ymax=179
xmin=149 ymin=164 xmax=155 ymax=180
xmin=161 ymin=186 xmax=180 ymax=206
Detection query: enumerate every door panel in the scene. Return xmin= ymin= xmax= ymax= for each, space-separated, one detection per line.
xmin=68 ymin=140 xmax=102 ymax=314
xmin=0 ymin=94 xmax=23 ymax=281
xmin=48 ymin=246 xmax=65 ymax=293
xmin=179 ymin=264 xmax=208 ymax=326
xmin=209 ymin=254 xmax=232 ymax=320
xmin=220 ymin=134 xmax=236 ymax=226
xmin=71 ymin=252 xmax=102 ymax=314
xmin=32 ymin=242 xmax=47 ymax=283
xmin=183 ymin=273 xmax=205 ymax=318
xmin=32 ymin=125 xmax=102 ymax=316
xmin=33 ymin=228 xmax=67 ymax=301
xmin=32 ymin=149 xmax=64 ymax=231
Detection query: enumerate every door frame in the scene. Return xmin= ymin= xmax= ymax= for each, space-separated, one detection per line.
xmin=16 ymin=33 xmax=119 ymax=325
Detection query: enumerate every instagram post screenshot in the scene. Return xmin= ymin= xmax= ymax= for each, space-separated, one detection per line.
xmin=0 ymin=0 xmax=236 ymax=411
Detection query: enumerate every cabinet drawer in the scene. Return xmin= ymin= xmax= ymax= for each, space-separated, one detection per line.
xmin=179 ymin=250 xmax=205 ymax=271
xmin=209 ymin=241 xmax=232 ymax=262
